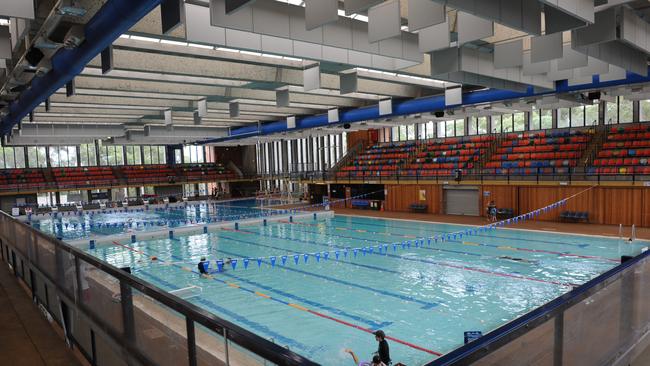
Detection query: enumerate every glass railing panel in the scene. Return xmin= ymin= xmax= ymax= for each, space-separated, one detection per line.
xmin=78 ymin=257 xmax=124 ymax=335
xmin=35 ymin=234 xmax=57 ymax=280
xmin=195 ymin=323 xmax=228 ymax=366
xmin=562 ymin=278 xmax=623 ymax=365
xmin=57 ymin=247 xmax=77 ymax=298
xmin=72 ymin=306 xmax=94 ymax=358
xmin=473 ymin=318 xmax=556 ymax=366
xmin=95 ymin=333 xmax=129 ymax=366
xmin=131 ymin=288 xmax=189 ymax=366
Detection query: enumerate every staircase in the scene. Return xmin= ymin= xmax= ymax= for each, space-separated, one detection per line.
xmin=581 ymin=125 xmax=607 ymax=167
xmin=478 ymin=132 xmax=504 ymax=170
xmin=112 ymin=166 xmax=126 ymax=184
xmin=42 ymin=168 xmax=55 ymax=187
xmin=328 ymin=142 xmax=364 ymax=176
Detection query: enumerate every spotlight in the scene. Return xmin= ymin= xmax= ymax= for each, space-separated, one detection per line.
xmin=434 ymin=111 xmax=444 ymax=118
xmin=343 ymin=123 xmax=351 ymax=129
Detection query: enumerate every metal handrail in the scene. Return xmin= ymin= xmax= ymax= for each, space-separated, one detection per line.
xmin=0 ymin=210 xmax=317 ymax=366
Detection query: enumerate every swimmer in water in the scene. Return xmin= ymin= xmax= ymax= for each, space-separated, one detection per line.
xmin=197 ymin=257 xmax=210 ymax=277
xmin=499 ymin=255 xmax=538 ymax=264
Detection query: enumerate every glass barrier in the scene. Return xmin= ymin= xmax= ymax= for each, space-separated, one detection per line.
xmin=429 ymin=252 xmax=650 ymax=365
xmin=131 ymin=288 xmax=189 ymax=366
xmin=0 ymin=211 xmax=317 ymax=366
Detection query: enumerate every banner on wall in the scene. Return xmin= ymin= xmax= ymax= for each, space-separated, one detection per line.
xmin=419 ymin=189 xmax=426 ymax=201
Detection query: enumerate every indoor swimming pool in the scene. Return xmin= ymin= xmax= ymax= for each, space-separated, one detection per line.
xmin=82 ymin=214 xmax=647 ymax=365
xmin=28 ymin=199 xmax=293 ymax=241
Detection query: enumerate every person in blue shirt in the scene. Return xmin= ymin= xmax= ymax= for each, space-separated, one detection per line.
xmin=197 ymin=257 xmax=209 ymax=276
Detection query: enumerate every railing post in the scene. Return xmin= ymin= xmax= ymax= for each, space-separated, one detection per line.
xmin=224 ymin=327 xmax=230 ymax=366
xmin=553 ymin=313 xmax=564 ymax=366
xmin=119 ymin=280 xmax=136 ymax=346
xmin=186 ymin=318 xmax=197 ymax=366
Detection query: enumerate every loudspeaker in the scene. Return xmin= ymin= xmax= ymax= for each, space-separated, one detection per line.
xmin=343 ymin=123 xmax=351 ymax=129
xmin=434 ymin=111 xmax=444 ymax=118
xmin=25 ymin=47 xmax=45 ymax=67
xmin=587 ymin=91 xmax=601 ymax=101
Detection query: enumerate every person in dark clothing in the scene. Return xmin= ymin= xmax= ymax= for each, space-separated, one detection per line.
xmin=198 ymin=257 xmax=209 ymax=276
xmin=374 ymin=330 xmax=391 ymax=365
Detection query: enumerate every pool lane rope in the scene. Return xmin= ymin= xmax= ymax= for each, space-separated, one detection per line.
xmin=148 ymin=187 xmax=597 ymax=283
xmin=102 ymin=187 xmax=599 ymax=287
xmin=105 ymin=239 xmax=443 ymax=357
xmin=37 ymin=190 xmax=384 ymax=233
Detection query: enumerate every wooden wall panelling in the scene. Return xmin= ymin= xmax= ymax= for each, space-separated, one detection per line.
xmin=384 ymin=184 xmax=442 ymax=214
xmin=479 ymin=185 xmax=518 ymax=217
xmin=641 ymin=188 xmax=650 ymax=227
xmin=594 ymin=187 xmax=644 ymax=226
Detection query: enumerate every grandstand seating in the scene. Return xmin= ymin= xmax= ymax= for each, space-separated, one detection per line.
xmin=589 ymin=124 xmax=650 ymax=175
xmin=483 ymin=130 xmax=592 ymax=175
xmin=0 ymin=169 xmax=47 ymax=190
xmin=52 ymin=166 xmax=116 ymax=187
xmin=0 ymin=163 xmax=239 ymax=192
xmin=405 ymin=135 xmax=494 ymax=176
xmin=337 ymin=136 xmax=493 ymax=178
xmin=123 ymin=164 xmax=176 ymax=183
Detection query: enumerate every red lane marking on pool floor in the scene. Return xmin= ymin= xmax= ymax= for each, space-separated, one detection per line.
xmin=111 ymin=241 xmax=147 ymax=255
xmin=306 ymin=309 xmax=442 ymax=356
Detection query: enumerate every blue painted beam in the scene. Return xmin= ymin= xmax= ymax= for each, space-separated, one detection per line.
xmin=201 ymin=70 xmax=650 ymax=144
xmin=1 ymin=0 xmax=162 ymax=135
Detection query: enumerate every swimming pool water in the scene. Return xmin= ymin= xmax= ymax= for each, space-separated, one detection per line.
xmin=30 ymin=200 xmax=287 ymax=240
xmin=86 ymin=214 xmax=648 ymax=365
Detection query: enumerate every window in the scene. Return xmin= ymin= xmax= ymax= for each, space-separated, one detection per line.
xmin=530 ymin=110 xmax=541 ymax=130
xmin=540 ymin=109 xmax=553 ymax=129
xmin=585 ymin=104 xmax=598 ymax=126
xmin=491 ymin=116 xmax=502 ymax=134
xmin=513 ymin=113 xmax=525 ymax=131
xmin=641 ymin=99 xmax=650 ymax=121
xmin=80 ymin=143 xmax=97 ymax=166
xmin=558 ymin=108 xmax=570 ymax=128
xmin=27 ymin=147 xmax=47 ymax=168
xmin=98 ymin=145 xmax=124 ymax=166
xmin=0 ymin=147 xmax=24 ymax=168
xmin=502 ymin=114 xmax=513 ymax=132
xmin=619 ymin=96 xmax=633 ymax=123
xmin=426 ymin=121 xmax=435 ymax=138
xmin=399 ymin=125 xmax=407 ymax=141
xmin=183 ymin=145 xmax=205 ymax=164
xmin=454 ymin=119 xmax=465 ymax=136
xmin=126 ymin=146 xmax=141 ymax=165
xmin=477 ymin=117 xmax=488 ymax=134
xmin=12 ymin=147 xmax=24 ymax=168
xmin=606 ymin=96 xmax=633 ymax=124
xmin=445 ymin=120 xmax=455 ymax=137
xmin=571 ymin=106 xmax=585 ymax=127
xmin=406 ymin=124 xmax=416 ymax=140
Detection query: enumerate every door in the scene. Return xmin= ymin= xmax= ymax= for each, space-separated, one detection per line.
xmin=444 ymin=187 xmax=479 ymax=216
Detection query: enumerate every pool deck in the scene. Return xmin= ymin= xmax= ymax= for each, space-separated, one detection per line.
xmin=0 ymin=263 xmax=84 ymax=366
xmin=330 ymin=208 xmax=650 ymax=241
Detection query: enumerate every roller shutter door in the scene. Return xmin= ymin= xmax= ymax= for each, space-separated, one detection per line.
xmin=444 ymin=187 xmax=479 ymax=216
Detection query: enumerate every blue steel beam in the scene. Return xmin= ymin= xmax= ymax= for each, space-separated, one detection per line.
xmin=200 ymin=70 xmax=650 ymax=144
xmin=1 ymin=0 xmax=163 ymax=135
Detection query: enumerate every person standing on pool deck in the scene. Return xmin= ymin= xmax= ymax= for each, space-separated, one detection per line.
xmin=487 ymin=200 xmax=497 ymax=222
xmin=374 ymin=330 xmax=391 ymax=365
